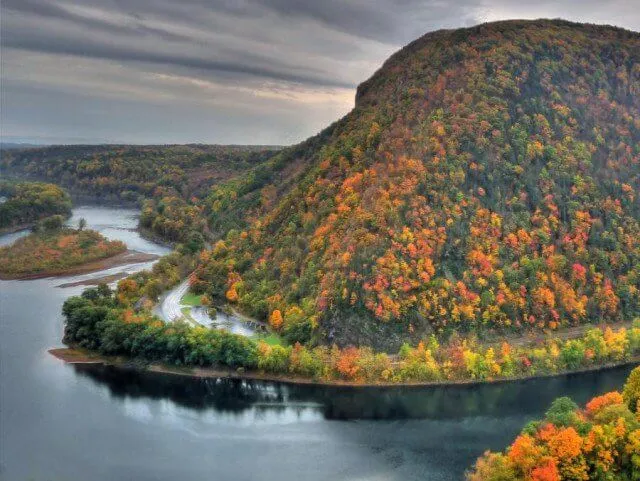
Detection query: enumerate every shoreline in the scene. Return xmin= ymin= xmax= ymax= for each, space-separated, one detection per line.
xmin=0 ymin=249 xmax=159 ymax=280
xmin=0 ymin=222 xmax=35 ymax=235
xmin=49 ymin=347 xmax=640 ymax=389
xmin=137 ymin=225 xmax=176 ymax=248
xmin=56 ymin=271 xmax=131 ymax=288
xmin=0 ymin=211 xmax=73 ymax=236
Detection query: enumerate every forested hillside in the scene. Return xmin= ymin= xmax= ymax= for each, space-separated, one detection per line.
xmin=189 ymin=20 xmax=640 ymax=349
xmin=1 ymin=144 xmax=279 ymax=202
xmin=0 ymin=181 xmax=72 ymax=230
xmin=1 ymin=144 xmax=279 ymax=242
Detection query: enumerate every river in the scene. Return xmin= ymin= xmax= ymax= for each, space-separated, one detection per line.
xmin=0 ymin=206 xmax=636 ymax=481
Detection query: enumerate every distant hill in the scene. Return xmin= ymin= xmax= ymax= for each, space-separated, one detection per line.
xmin=1 ymin=144 xmax=282 ymax=242
xmin=191 ymin=19 xmax=640 ymax=350
xmin=1 ymin=144 xmax=282 ymax=202
xmin=0 ymin=143 xmax=47 ymax=151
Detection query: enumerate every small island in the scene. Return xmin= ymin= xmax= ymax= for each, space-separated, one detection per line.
xmin=0 ymin=217 xmax=128 ymax=279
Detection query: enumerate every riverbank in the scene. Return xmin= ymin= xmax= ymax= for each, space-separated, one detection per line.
xmin=49 ymin=346 xmax=640 ymax=388
xmin=56 ymin=271 xmax=132 ymax=288
xmin=0 ymin=249 xmax=158 ymax=280
xmin=0 ymin=222 xmax=35 ymax=235
xmin=137 ymin=225 xmax=176 ymax=249
xmin=0 ymin=212 xmax=74 ymax=235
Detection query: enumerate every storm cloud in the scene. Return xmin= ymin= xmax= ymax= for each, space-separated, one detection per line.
xmin=1 ymin=0 xmax=638 ymax=144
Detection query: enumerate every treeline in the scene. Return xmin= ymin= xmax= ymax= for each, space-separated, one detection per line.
xmin=188 ymin=20 xmax=640 ymax=349
xmin=63 ymin=287 xmax=259 ymax=369
xmin=1 ymin=144 xmax=280 ymax=242
xmin=0 ymin=226 xmax=126 ymax=277
xmin=62 ymin=275 xmax=640 ymax=384
xmin=1 ymin=144 xmax=280 ymax=202
xmin=0 ymin=181 xmax=71 ymax=230
xmin=467 ymin=366 xmax=640 ymax=480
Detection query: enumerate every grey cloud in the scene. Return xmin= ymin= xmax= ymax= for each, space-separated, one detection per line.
xmin=242 ymin=0 xmax=481 ymax=42
xmin=3 ymin=28 xmax=356 ymax=89
xmin=5 ymin=0 xmax=479 ymax=44
xmin=171 ymin=0 xmax=481 ymax=44
xmin=1 ymin=0 xmax=638 ymax=145
xmin=1 ymin=0 xmax=485 ymax=94
xmin=3 ymin=0 xmax=361 ymax=88
xmin=3 ymin=0 xmax=192 ymax=43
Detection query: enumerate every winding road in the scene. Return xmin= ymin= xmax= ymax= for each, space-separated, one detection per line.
xmin=157 ymin=279 xmax=201 ymax=326
xmin=157 ymin=279 xmax=259 ymax=335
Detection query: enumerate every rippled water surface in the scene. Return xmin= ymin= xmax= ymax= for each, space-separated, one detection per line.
xmin=0 ymin=206 xmax=636 ymax=481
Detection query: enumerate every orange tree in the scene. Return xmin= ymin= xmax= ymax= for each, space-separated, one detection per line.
xmin=467 ymin=366 xmax=640 ymax=480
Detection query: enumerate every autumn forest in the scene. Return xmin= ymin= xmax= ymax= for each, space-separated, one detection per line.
xmin=2 ymin=18 xmax=640 ymax=481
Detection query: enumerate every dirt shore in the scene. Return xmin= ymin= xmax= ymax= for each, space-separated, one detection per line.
xmin=56 ymin=271 xmax=131 ymax=288
xmin=0 ymin=250 xmax=159 ymax=280
xmin=49 ymin=347 xmax=640 ymax=389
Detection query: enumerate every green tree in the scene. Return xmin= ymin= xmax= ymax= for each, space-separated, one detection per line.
xmin=623 ymin=366 xmax=640 ymax=413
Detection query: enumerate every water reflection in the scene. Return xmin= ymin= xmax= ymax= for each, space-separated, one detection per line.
xmin=74 ymin=363 xmax=638 ymax=421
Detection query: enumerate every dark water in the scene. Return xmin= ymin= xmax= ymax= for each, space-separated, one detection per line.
xmin=0 ymin=207 xmax=636 ymax=481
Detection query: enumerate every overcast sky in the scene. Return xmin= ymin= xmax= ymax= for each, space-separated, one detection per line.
xmin=1 ymin=0 xmax=638 ymax=145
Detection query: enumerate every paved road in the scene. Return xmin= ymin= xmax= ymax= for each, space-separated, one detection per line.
xmin=158 ymin=279 xmax=199 ymax=325
xmin=157 ymin=278 xmax=260 ymax=336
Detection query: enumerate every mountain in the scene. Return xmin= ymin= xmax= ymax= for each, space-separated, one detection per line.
xmin=192 ymin=19 xmax=640 ymax=350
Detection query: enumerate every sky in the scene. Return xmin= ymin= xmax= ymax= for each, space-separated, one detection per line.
xmin=1 ymin=0 xmax=639 ymax=145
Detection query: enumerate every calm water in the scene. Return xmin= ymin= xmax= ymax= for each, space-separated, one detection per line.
xmin=0 ymin=206 xmax=636 ymax=481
